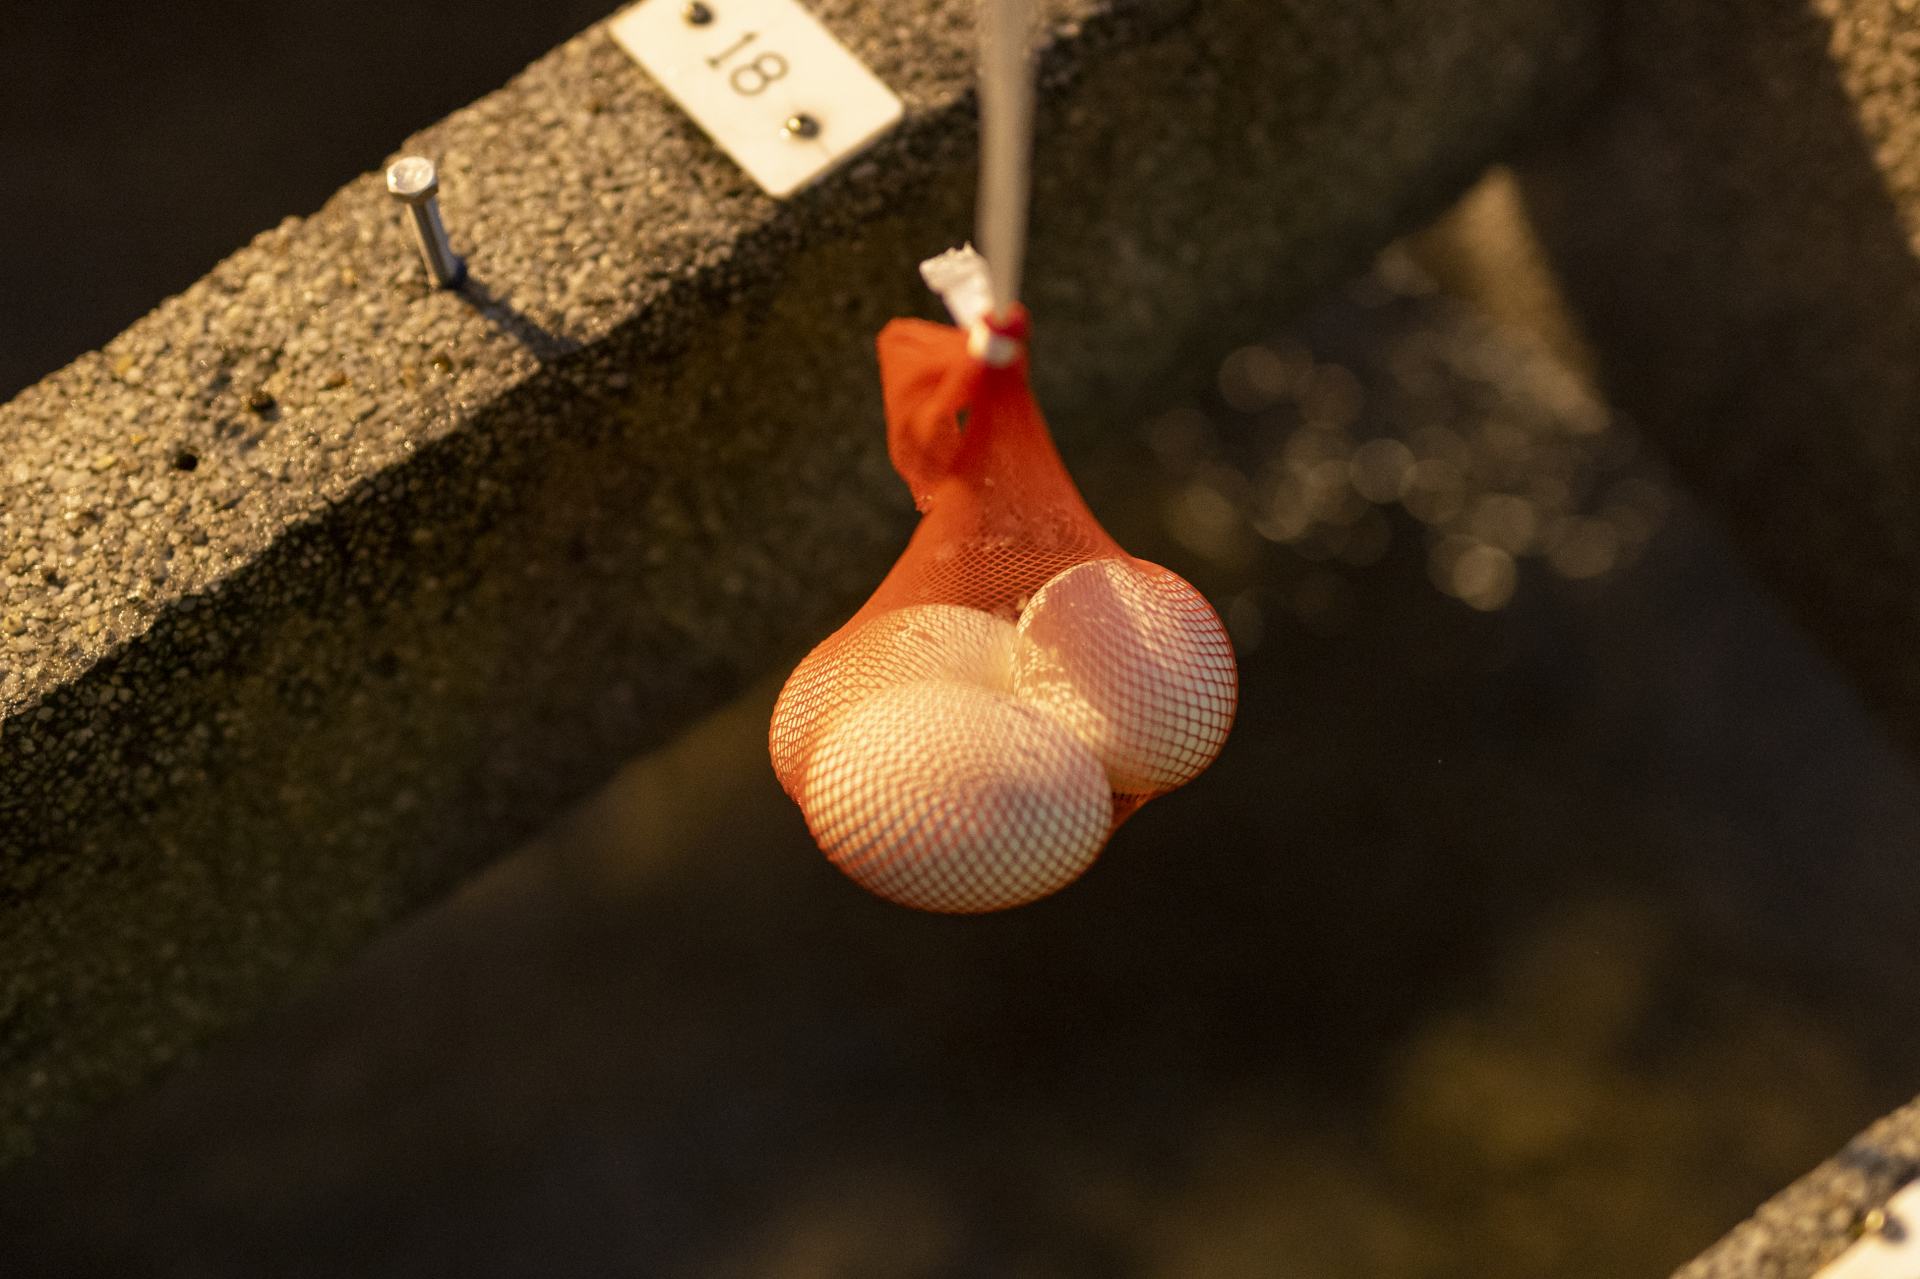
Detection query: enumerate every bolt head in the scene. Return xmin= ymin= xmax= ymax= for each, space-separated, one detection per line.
xmin=386 ymin=156 xmax=440 ymax=203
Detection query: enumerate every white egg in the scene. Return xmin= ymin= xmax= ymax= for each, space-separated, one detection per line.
xmin=1013 ymin=559 xmax=1237 ymax=795
xmin=802 ymin=680 xmax=1113 ymax=913
xmin=770 ymin=603 xmax=1018 ymax=795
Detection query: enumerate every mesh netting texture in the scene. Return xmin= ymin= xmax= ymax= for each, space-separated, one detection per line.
xmin=770 ymin=312 xmax=1238 ymax=913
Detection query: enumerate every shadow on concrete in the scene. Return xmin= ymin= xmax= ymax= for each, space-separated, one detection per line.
xmin=458 ymin=276 xmax=585 ymax=363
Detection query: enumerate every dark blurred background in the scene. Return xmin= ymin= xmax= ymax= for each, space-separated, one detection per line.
xmin=7 ymin=4 xmax=1920 ymax=1278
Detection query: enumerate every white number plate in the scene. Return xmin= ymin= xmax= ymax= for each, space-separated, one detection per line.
xmin=1816 ymin=1180 xmax=1920 ymax=1278
xmin=609 ymin=0 xmax=904 ymax=199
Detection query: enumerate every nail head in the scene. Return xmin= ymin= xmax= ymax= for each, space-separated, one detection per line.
xmin=386 ymin=156 xmax=439 ymax=203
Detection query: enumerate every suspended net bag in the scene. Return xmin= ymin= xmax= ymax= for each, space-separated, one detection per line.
xmin=769 ymin=304 xmax=1239 ymax=913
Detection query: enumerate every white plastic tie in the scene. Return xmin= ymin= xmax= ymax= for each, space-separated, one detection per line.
xmin=921 ymin=245 xmax=996 ymax=330
xmin=922 ymin=245 xmax=1022 ymax=367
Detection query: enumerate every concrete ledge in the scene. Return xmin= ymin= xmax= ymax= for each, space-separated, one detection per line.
xmin=1470 ymin=4 xmax=1920 ymax=1273
xmin=1516 ymin=0 xmax=1920 ymax=750
xmin=0 ymin=0 xmax=1594 ymax=1161
xmin=1679 ymin=1098 xmax=1920 ymax=1278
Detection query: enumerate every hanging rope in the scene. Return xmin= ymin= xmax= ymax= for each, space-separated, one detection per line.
xmin=977 ymin=0 xmax=1035 ymax=321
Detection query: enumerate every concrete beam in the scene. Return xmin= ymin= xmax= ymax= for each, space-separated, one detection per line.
xmin=1680 ymin=1098 xmax=1920 ymax=1277
xmin=0 ymin=0 xmax=1594 ymax=1162
xmin=1515 ymin=0 xmax=1920 ymax=751
xmin=1449 ymin=6 xmax=1920 ymax=1272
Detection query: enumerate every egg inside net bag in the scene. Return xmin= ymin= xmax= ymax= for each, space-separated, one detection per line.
xmin=770 ymin=301 xmax=1238 ymax=914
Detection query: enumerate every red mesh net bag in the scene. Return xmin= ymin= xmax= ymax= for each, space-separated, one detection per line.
xmin=769 ymin=303 xmax=1239 ymax=913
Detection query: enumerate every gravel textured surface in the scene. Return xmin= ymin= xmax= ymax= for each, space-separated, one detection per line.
xmin=0 ymin=0 xmax=1595 ymax=1164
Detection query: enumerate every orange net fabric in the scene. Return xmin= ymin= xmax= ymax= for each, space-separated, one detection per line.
xmin=770 ymin=309 xmax=1238 ymax=913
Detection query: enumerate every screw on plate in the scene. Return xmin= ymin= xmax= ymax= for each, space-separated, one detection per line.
xmin=782 ymin=113 xmax=822 ymax=141
xmin=385 ymin=156 xmax=466 ymax=289
xmin=683 ymin=2 xmax=714 ymax=24
xmin=1852 ymin=1205 xmax=1908 ymax=1243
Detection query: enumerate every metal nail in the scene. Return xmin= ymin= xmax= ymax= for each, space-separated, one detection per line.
xmin=782 ymin=113 xmax=822 ymax=141
xmin=385 ymin=156 xmax=466 ymax=289
xmin=683 ymin=2 xmax=714 ymax=25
